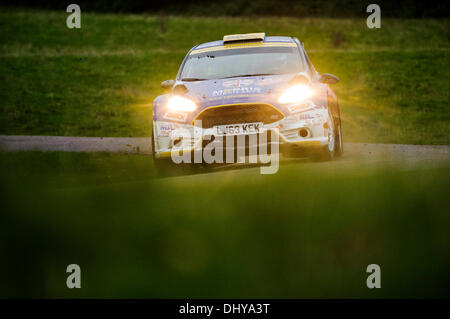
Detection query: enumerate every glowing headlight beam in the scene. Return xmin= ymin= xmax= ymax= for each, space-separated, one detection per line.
xmin=278 ymin=84 xmax=314 ymax=104
xmin=167 ymin=96 xmax=197 ymax=112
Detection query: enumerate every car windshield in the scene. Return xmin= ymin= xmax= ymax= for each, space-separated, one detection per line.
xmin=180 ymin=45 xmax=304 ymax=81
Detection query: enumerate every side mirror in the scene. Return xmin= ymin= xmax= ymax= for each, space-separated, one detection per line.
xmin=161 ymin=79 xmax=175 ymax=89
xmin=319 ymin=73 xmax=339 ymax=84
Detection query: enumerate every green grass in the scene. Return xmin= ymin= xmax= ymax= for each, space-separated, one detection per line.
xmin=0 ymin=8 xmax=449 ymax=143
xmin=1 ymin=151 xmax=449 ymax=298
xmin=1 ymin=9 xmax=448 ymax=299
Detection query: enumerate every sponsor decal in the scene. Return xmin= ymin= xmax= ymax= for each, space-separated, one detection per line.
xmin=157 ymin=122 xmax=176 ymax=136
xmin=213 ymin=87 xmax=262 ymax=96
xmin=296 ymin=112 xmax=324 ymax=125
xmin=222 ymin=79 xmax=254 ymax=87
xmin=298 ymin=113 xmax=315 ymax=120
xmin=288 ymin=101 xmax=315 ymax=113
xmin=163 ymin=111 xmax=187 ymax=123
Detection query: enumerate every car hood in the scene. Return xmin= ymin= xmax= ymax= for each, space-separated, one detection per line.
xmin=153 ymin=72 xmax=328 ymax=123
xmin=182 ymin=74 xmax=293 ymax=110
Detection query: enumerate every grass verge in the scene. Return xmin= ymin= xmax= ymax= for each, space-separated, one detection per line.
xmin=0 ymin=9 xmax=449 ymax=144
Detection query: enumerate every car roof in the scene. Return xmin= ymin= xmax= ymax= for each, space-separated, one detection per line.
xmin=193 ymin=36 xmax=296 ymax=50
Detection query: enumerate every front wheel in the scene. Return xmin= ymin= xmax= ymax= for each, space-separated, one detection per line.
xmin=314 ymin=115 xmax=343 ymax=161
xmin=334 ymin=118 xmax=343 ymax=157
xmin=151 ymin=131 xmax=206 ymax=177
xmin=151 ymin=130 xmax=169 ymax=175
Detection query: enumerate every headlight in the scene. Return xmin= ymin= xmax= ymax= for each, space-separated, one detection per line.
xmin=278 ymin=84 xmax=314 ymax=104
xmin=167 ymin=96 xmax=197 ymax=112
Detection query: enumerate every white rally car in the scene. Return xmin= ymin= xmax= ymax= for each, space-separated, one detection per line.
xmin=152 ymin=33 xmax=342 ymax=166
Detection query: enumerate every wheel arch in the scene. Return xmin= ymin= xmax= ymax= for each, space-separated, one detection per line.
xmin=152 ymin=94 xmax=170 ymax=121
xmin=326 ymin=87 xmax=340 ymax=121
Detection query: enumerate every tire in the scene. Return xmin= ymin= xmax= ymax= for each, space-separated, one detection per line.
xmin=151 ymin=129 xmax=168 ymax=175
xmin=151 ymin=130 xmax=203 ymax=177
xmin=314 ymin=114 xmax=342 ymax=161
xmin=334 ymin=117 xmax=344 ymax=157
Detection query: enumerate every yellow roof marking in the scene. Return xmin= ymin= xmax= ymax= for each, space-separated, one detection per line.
xmin=190 ymin=42 xmax=297 ymax=55
xmin=223 ymin=33 xmax=265 ymax=43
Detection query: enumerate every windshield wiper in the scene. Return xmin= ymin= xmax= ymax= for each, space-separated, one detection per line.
xmin=220 ymin=73 xmax=278 ymax=79
xmin=181 ymin=78 xmax=207 ymax=82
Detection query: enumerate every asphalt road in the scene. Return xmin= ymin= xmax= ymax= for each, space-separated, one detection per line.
xmin=1 ymin=135 xmax=449 ymax=168
xmin=0 ymin=135 xmax=152 ymax=153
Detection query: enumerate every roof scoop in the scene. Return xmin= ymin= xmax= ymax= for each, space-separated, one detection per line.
xmin=223 ymin=33 xmax=265 ymax=44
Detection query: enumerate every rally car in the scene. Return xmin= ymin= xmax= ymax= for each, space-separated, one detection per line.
xmin=152 ymin=33 xmax=342 ymax=165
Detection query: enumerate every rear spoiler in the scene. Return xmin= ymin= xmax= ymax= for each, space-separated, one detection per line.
xmin=223 ymin=33 xmax=265 ymax=44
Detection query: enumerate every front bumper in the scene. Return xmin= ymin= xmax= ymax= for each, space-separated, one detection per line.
xmin=153 ymin=107 xmax=331 ymax=159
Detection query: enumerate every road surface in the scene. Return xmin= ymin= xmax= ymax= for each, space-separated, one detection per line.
xmin=1 ymin=135 xmax=449 ymax=169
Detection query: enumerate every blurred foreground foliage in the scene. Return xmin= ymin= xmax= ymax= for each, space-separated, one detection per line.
xmin=0 ymin=151 xmax=449 ymax=298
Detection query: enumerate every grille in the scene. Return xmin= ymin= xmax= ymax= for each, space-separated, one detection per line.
xmin=194 ymin=104 xmax=284 ymax=128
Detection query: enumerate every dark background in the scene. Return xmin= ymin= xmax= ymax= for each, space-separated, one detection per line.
xmin=1 ymin=0 xmax=449 ymax=17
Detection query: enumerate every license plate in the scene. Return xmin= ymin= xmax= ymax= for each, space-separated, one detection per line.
xmin=214 ymin=122 xmax=263 ymax=136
